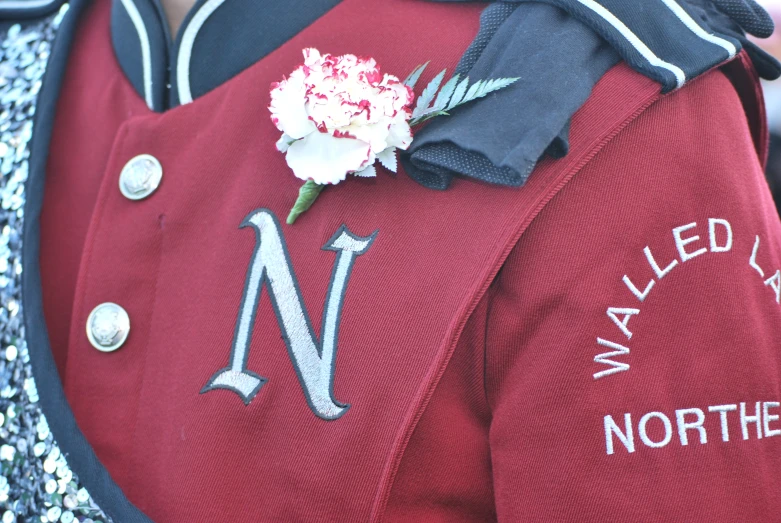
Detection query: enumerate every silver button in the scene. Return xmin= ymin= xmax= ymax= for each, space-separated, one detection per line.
xmin=86 ymin=303 xmax=130 ymax=352
xmin=119 ymin=154 xmax=162 ymax=200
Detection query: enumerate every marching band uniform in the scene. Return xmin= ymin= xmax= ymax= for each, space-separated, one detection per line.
xmin=0 ymin=0 xmax=780 ymax=521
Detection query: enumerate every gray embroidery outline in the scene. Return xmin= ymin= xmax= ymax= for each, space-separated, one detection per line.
xmin=201 ymin=208 xmax=377 ymax=421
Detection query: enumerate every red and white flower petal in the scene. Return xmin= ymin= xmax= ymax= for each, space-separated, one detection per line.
xmin=285 ymin=132 xmax=371 ymax=184
xmin=269 ymin=73 xmax=316 ymax=139
xmin=307 ymin=93 xmax=353 ymax=130
xmin=271 ymin=48 xmax=416 ymax=188
xmin=302 ymin=47 xmax=323 ymax=66
xmin=341 ymin=121 xmax=392 ymax=154
xmin=386 ymin=120 xmax=413 ymax=150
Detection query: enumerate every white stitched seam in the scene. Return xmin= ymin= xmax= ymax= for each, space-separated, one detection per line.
xmin=658 ymin=0 xmax=737 ymax=59
xmin=177 ymin=0 xmax=227 ymax=105
xmin=574 ymin=0 xmax=686 ymax=89
xmin=119 ymin=0 xmax=154 ymax=110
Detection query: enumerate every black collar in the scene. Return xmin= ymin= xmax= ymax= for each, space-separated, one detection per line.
xmin=110 ymin=0 xmax=341 ymax=112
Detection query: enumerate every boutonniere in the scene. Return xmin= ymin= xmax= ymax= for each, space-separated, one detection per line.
xmin=270 ymin=48 xmax=518 ymax=224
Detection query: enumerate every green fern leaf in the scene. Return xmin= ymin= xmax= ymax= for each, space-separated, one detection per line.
xmin=409 ymin=109 xmax=449 ymax=126
xmin=459 ymin=77 xmax=520 ymax=107
xmin=433 ymin=74 xmax=460 ymax=111
xmin=403 ymin=62 xmax=430 ymax=89
xmin=407 ymin=75 xmax=520 ymax=127
xmin=446 ymin=77 xmax=470 ymax=111
xmin=412 ymin=68 xmax=447 ymax=119
xmin=462 ymin=80 xmax=483 ymax=103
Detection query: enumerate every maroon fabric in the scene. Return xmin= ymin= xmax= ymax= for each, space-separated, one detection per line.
xmin=40 ymin=0 xmax=149 ymax=376
xmin=385 ymin=63 xmax=781 ymax=521
xmin=483 ymin=69 xmax=781 ymax=521
xmin=40 ymin=0 xmax=781 ymax=521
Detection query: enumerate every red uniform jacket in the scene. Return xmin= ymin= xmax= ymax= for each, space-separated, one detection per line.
xmin=28 ymin=0 xmax=781 ymax=521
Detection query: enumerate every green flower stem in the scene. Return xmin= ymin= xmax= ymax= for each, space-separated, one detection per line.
xmin=409 ymin=110 xmax=449 ymax=127
xmin=287 ymin=180 xmax=325 ymax=224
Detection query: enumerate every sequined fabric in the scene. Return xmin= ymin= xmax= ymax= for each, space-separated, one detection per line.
xmin=0 ymin=8 xmax=111 ymax=523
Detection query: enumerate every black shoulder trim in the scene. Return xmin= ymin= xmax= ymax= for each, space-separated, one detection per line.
xmin=22 ymin=0 xmax=154 ymax=521
xmin=404 ymin=3 xmax=619 ymax=190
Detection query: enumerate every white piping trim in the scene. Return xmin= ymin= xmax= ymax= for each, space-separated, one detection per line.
xmin=119 ymin=0 xmax=154 ymax=110
xmin=177 ymin=0 xmax=227 ymax=105
xmin=0 ymin=0 xmax=60 ymax=9
xmin=574 ymin=0 xmax=686 ymax=89
xmin=658 ymin=0 xmax=737 ymax=59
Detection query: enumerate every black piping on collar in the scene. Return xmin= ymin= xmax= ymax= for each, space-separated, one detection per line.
xmin=111 ymin=0 xmax=342 ymax=112
xmin=112 ymin=0 xmax=168 ymax=111
xmin=23 ymin=0 xmax=152 ymax=520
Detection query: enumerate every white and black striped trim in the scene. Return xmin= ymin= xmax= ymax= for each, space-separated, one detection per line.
xmin=540 ymin=0 xmax=747 ymax=92
xmin=176 ymin=0 xmax=227 ymax=105
xmin=118 ymin=0 xmax=154 ymax=110
xmin=658 ymin=0 xmax=737 ymax=59
xmin=110 ymin=0 xmax=341 ymax=111
xmin=574 ymin=0 xmax=687 ymax=89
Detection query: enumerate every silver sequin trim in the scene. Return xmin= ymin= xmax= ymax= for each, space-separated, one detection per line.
xmin=0 ymin=8 xmax=111 ymax=523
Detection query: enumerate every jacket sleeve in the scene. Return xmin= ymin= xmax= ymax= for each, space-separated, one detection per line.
xmin=485 ymin=66 xmax=781 ymax=521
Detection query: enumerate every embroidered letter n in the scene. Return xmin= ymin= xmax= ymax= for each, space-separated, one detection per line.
xmin=201 ymin=209 xmax=377 ymax=420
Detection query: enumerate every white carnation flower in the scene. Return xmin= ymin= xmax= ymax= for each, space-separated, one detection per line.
xmin=269 ymin=48 xmax=414 ymax=185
